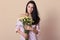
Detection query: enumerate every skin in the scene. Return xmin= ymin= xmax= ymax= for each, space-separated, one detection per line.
xmin=27 ymin=3 xmax=34 ymax=16
xmin=25 ymin=3 xmax=38 ymax=34
xmin=16 ymin=28 xmax=28 ymax=39
xmin=16 ymin=3 xmax=38 ymax=39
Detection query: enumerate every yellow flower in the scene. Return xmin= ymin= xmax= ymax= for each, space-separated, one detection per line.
xmin=24 ymin=19 xmax=26 ymax=21
xmin=25 ymin=16 xmax=29 ymax=18
xmin=19 ymin=17 xmax=24 ymax=19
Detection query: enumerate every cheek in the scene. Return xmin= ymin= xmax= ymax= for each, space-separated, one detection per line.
xmin=28 ymin=7 xmax=33 ymax=12
xmin=27 ymin=7 xmax=30 ymax=12
xmin=31 ymin=8 xmax=33 ymax=11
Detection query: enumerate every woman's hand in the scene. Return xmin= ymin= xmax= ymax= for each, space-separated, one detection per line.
xmin=16 ymin=29 xmax=28 ymax=38
xmin=32 ymin=27 xmax=38 ymax=34
xmin=33 ymin=29 xmax=38 ymax=34
xmin=22 ymin=33 xmax=28 ymax=39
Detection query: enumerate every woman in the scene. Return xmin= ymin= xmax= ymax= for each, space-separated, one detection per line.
xmin=16 ymin=0 xmax=40 ymax=40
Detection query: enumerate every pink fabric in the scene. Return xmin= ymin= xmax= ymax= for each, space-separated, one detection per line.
xmin=16 ymin=18 xmax=40 ymax=40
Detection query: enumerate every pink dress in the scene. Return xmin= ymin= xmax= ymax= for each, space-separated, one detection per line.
xmin=16 ymin=18 xmax=40 ymax=40
xmin=29 ymin=24 xmax=40 ymax=40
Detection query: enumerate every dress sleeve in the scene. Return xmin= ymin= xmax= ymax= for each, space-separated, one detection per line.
xmin=15 ymin=18 xmax=23 ymax=32
xmin=36 ymin=23 xmax=40 ymax=40
xmin=36 ymin=23 xmax=40 ymax=34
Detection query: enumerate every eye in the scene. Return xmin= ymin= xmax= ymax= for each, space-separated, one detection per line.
xmin=28 ymin=5 xmax=30 ymax=8
xmin=31 ymin=7 xmax=33 ymax=8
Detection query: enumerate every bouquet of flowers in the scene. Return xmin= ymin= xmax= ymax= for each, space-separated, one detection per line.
xmin=19 ymin=16 xmax=34 ymax=40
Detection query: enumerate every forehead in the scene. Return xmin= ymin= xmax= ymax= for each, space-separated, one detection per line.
xmin=28 ymin=3 xmax=34 ymax=7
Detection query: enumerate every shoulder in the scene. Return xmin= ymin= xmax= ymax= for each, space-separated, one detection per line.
xmin=16 ymin=18 xmax=23 ymax=25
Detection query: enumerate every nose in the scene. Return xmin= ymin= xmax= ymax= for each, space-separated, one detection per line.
xmin=29 ymin=7 xmax=33 ymax=11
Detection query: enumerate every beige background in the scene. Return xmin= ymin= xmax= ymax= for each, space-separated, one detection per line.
xmin=0 ymin=0 xmax=60 ymax=40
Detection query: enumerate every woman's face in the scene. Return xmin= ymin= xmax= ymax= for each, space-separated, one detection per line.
xmin=27 ymin=3 xmax=34 ymax=14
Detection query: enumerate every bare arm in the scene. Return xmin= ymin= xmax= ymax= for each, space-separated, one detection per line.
xmin=33 ymin=23 xmax=40 ymax=34
xmin=32 ymin=26 xmax=38 ymax=34
xmin=16 ymin=18 xmax=28 ymax=38
xmin=24 ymin=24 xmax=40 ymax=34
xmin=16 ymin=28 xmax=28 ymax=39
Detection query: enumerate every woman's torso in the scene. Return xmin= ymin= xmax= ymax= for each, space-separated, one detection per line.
xmin=29 ymin=25 xmax=37 ymax=40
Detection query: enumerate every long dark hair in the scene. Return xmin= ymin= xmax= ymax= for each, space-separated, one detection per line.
xmin=26 ymin=0 xmax=40 ymax=25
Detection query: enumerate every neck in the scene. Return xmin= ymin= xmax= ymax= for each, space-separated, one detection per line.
xmin=29 ymin=14 xmax=31 ymax=17
xmin=26 ymin=13 xmax=32 ymax=18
